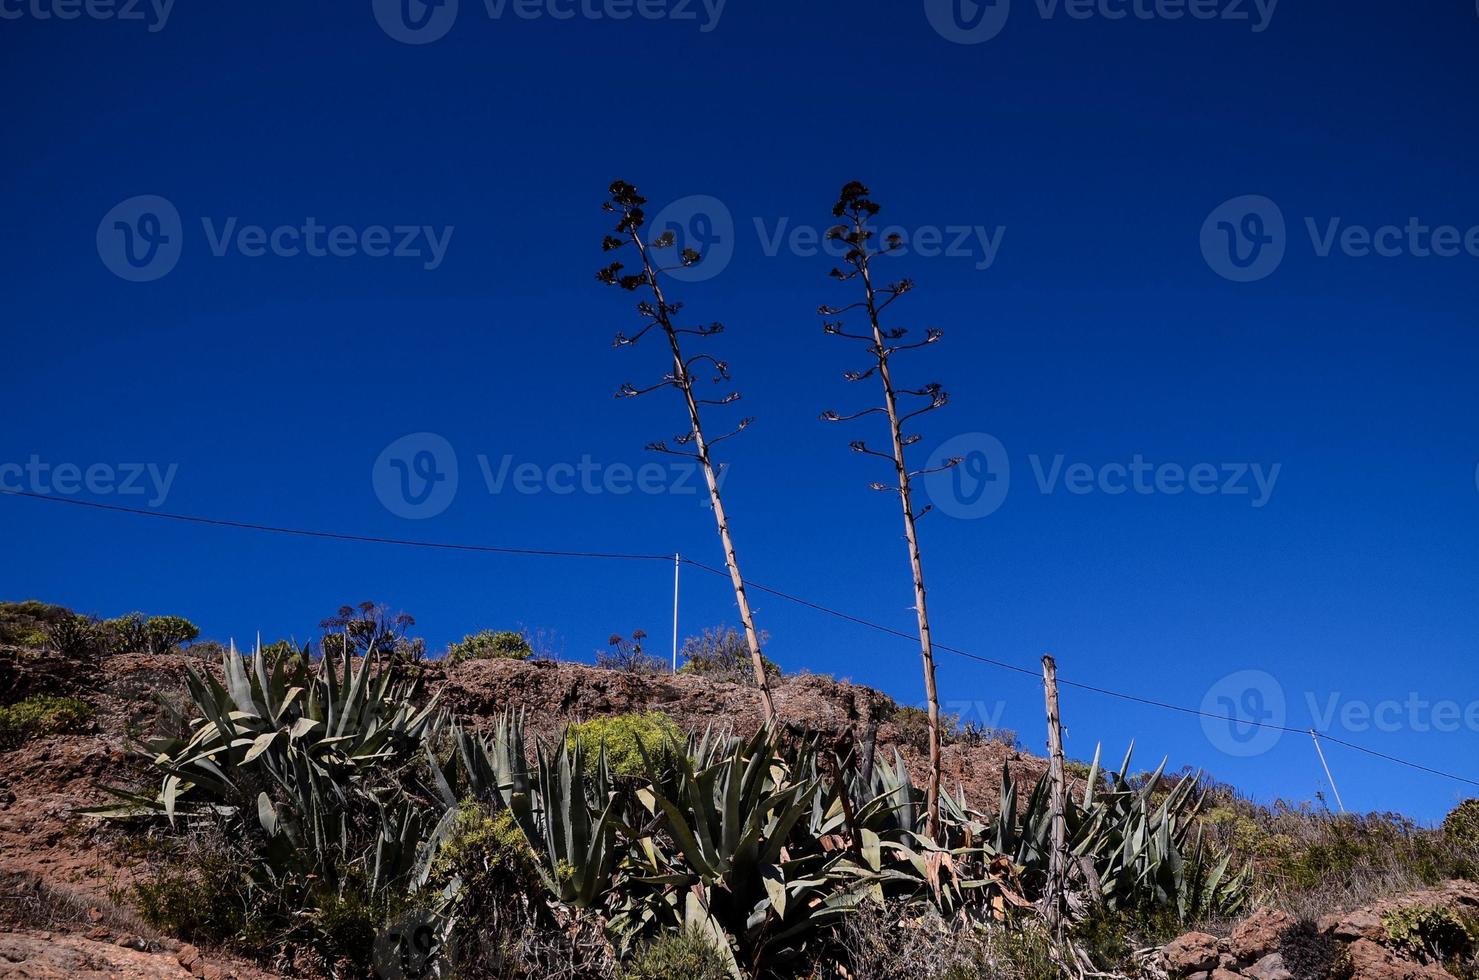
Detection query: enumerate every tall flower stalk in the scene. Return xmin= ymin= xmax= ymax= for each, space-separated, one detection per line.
xmin=597 ymin=181 xmax=777 ymax=724
xmin=819 ymin=181 xmax=961 ymax=837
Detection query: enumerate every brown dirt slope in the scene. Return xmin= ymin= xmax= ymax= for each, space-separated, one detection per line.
xmin=0 ymin=648 xmax=1047 ymax=976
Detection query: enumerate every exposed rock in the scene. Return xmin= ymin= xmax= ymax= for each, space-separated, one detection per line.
xmin=1345 ymin=938 xmax=1453 ymax=980
xmin=1321 ymin=908 xmax=1386 ymax=942
xmin=1162 ymin=931 xmax=1221 ymax=974
xmin=1230 ymin=908 xmax=1296 ymax=963
xmin=1242 ymin=951 xmax=1294 ymax=980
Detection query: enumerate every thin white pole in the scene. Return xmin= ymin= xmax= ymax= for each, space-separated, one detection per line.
xmin=1310 ymin=730 xmax=1346 ymax=813
xmin=671 ymin=552 xmax=681 ymax=673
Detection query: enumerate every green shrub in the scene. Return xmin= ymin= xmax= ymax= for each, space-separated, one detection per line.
xmin=446 ymin=629 xmax=533 ymax=664
xmin=1445 ymin=800 xmax=1479 ymax=851
xmin=620 ymin=927 xmax=731 ymax=980
xmin=103 ymin=613 xmax=151 ymax=654
xmin=677 ymin=625 xmax=780 ymax=685
xmin=434 ymin=802 xmax=540 ymax=894
xmin=145 ymin=615 xmax=200 ymax=654
xmin=566 ymin=711 xmax=682 ymax=776
xmin=135 ymin=845 xmax=253 ymax=948
xmin=1075 ymin=904 xmax=1186 ymax=973
xmin=888 ymin=704 xmax=964 ymax=749
xmin=1384 ymin=904 xmax=1474 ymax=962
xmin=0 ymin=601 xmax=78 ymax=647
xmin=0 ymin=695 xmax=94 ymax=747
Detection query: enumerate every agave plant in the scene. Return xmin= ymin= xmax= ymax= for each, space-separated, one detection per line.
xmin=822 ymin=746 xmax=1029 ymax=919
xmin=93 ymin=641 xmax=447 ymax=896
xmin=428 ymin=713 xmax=623 ymax=909
xmin=993 ymin=745 xmax=1251 ymax=921
xmin=603 ymin=728 xmax=870 ymax=976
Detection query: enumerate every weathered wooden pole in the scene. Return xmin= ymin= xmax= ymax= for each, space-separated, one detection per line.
xmin=1042 ymin=653 xmax=1069 ymax=939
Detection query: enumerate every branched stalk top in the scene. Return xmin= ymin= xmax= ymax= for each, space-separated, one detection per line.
xmin=819 ymin=181 xmax=962 ymax=510
xmin=597 ymin=180 xmax=755 ymax=455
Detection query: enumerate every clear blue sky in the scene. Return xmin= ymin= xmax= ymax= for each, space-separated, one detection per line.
xmin=3 ymin=0 xmax=1477 ymax=823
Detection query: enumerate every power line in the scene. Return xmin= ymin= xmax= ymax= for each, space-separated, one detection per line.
xmin=6 ymin=487 xmax=1478 ymax=790
xmin=0 ymin=489 xmax=671 ymax=563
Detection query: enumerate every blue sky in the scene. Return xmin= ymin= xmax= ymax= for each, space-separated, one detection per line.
xmin=2 ymin=0 xmax=1477 ymax=823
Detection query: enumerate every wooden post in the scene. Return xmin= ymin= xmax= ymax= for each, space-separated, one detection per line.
xmin=1042 ymin=654 xmax=1068 ymax=938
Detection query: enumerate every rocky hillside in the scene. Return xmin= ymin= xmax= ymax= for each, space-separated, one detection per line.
xmin=3 ymin=644 xmax=1478 ymax=979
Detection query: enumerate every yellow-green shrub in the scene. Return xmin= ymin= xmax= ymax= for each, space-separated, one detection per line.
xmin=446 ymin=629 xmax=533 ymax=664
xmin=566 ymin=712 xmax=681 ymax=776
xmin=619 ymin=927 xmax=731 ymax=980
xmin=0 ymin=695 xmax=94 ymax=747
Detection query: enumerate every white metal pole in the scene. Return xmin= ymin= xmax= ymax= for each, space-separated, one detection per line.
xmin=1310 ymin=730 xmax=1346 ymax=813
xmin=671 ymin=553 xmax=681 ymax=673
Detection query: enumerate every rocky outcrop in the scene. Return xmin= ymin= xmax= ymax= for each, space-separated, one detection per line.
xmin=1161 ymin=882 xmax=1479 ymax=979
xmin=0 ymin=929 xmax=271 ymax=979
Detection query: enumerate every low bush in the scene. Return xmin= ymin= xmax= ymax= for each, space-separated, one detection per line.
xmin=0 ymin=695 xmax=94 ymax=747
xmin=566 ymin=711 xmax=681 ymax=776
xmin=888 ymin=704 xmax=964 ymax=750
xmin=838 ymin=901 xmax=1059 ymax=980
xmin=133 ymin=831 xmax=255 ymax=949
xmin=0 ymin=601 xmax=77 ymax=648
xmin=1445 ymin=800 xmax=1479 ymax=851
xmin=620 ymin=928 xmax=731 ymax=980
xmin=677 ymin=625 xmax=781 ymax=686
xmin=1384 ymin=903 xmax=1475 ymax=962
xmin=447 ymin=629 xmax=534 ymax=664
xmin=595 ymin=630 xmax=665 ymax=674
